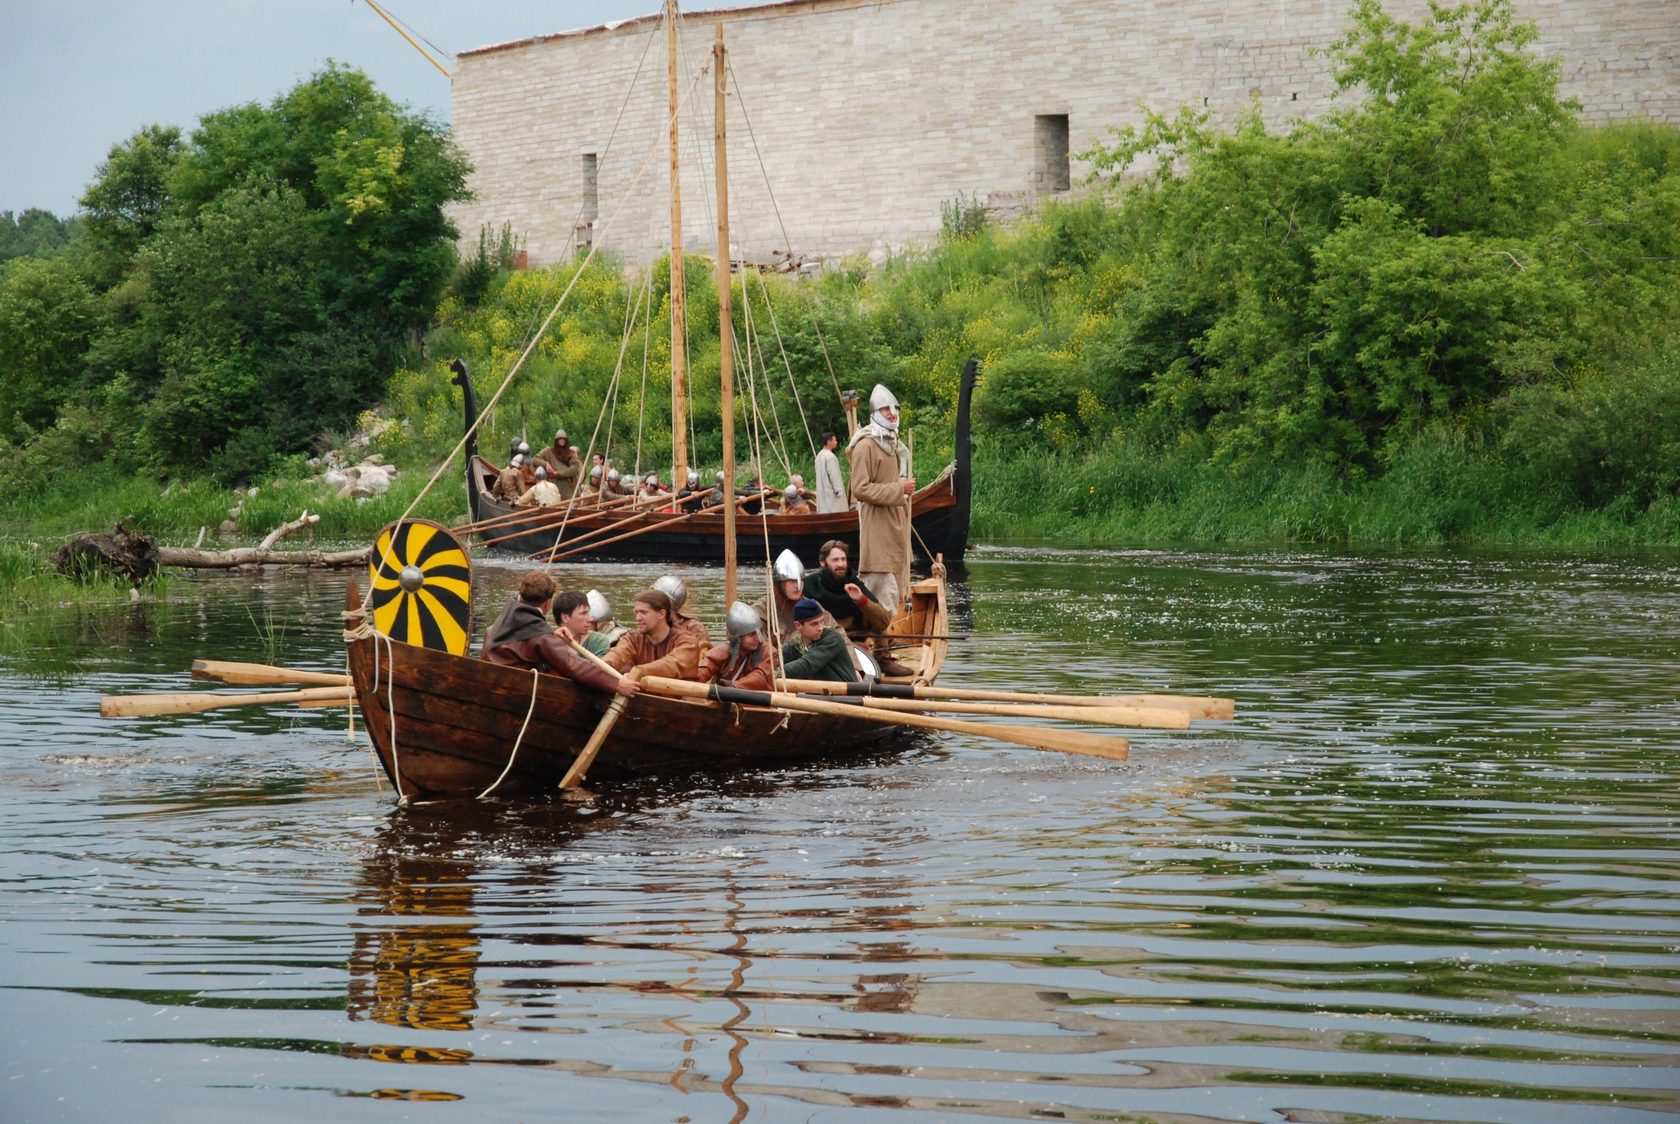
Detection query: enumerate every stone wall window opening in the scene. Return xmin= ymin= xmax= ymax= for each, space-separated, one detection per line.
xmin=1034 ymin=114 xmax=1070 ymax=195
xmin=576 ymin=152 xmax=599 ymax=255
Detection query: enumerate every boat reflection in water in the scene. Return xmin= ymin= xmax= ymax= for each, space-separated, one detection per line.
xmin=338 ymin=789 xmax=933 ymax=1119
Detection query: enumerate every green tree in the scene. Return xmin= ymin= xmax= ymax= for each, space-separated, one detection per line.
xmin=78 ymin=125 xmax=184 ymax=283
xmin=71 ymin=64 xmax=471 ymax=478
xmin=0 ymin=255 xmax=97 ymax=442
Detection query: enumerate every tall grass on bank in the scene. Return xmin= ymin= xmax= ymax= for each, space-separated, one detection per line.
xmin=0 ymin=462 xmax=466 ymax=544
xmin=971 ymin=430 xmax=1680 ymax=549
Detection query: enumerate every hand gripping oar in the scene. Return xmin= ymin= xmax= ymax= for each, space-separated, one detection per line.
xmin=637 ymin=676 xmax=1129 ymax=761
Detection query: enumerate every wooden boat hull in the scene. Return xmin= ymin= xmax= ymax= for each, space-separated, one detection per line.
xmin=347 ymin=568 xmax=949 ymax=801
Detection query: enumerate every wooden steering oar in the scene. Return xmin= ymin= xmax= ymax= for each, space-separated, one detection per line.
xmin=637 ymin=675 xmax=1130 ymax=761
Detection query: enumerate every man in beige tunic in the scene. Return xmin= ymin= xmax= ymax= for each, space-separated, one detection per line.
xmin=847 ymin=384 xmax=914 ymax=671
xmin=814 ymin=431 xmax=847 ymax=513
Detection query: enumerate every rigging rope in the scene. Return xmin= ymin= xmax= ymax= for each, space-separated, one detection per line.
xmin=361 ymin=23 xmax=701 ymax=612
xmin=724 ymin=59 xmax=848 ymax=410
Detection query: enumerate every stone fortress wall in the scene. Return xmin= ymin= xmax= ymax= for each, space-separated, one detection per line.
xmin=449 ymin=0 xmax=1679 ymax=268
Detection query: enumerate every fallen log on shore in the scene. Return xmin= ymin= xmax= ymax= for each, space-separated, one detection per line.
xmin=55 ymin=513 xmax=370 ymax=580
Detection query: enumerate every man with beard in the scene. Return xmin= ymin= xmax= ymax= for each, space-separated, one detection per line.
xmin=801 ymin=539 xmax=893 ymax=652
xmin=533 ymin=428 xmax=582 ymax=497
xmin=482 ymin=571 xmax=639 ymax=697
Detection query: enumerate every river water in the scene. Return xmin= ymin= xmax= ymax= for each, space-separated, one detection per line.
xmin=2 ymin=547 xmax=1676 ymax=1123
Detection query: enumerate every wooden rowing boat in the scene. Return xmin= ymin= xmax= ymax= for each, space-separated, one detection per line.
xmin=345 ymin=556 xmax=948 ymax=801
xmin=346 ymin=17 xmax=954 ymax=802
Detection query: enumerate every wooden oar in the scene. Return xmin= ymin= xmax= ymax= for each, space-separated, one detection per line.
xmin=558 ymin=692 xmax=632 ymax=789
xmin=536 ymin=492 xmax=767 ymax=563
xmin=778 ymin=678 xmax=1234 ymax=720
xmin=520 ymin=494 xmax=707 ymax=560
xmin=638 ymin=676 xmax=1129 ymax=761
xmin=192 ymin=659 xmax=350 ymax=686
xmin=800 ymin=694 xmax=1189 ymax=729
xmin=185 ymin=658 xmax=1232 ymax=720
xmin=101 ymin=686 xmax=353 ymax=718
xmin=459 ymin=491 xmax=637 ymax=535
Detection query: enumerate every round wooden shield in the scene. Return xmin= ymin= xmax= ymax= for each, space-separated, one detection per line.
xmin=368 ymin=520 xmax=473 ymax=655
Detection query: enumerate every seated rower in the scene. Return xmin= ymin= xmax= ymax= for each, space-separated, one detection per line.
xmin=554 ymin=590 xmax=612 ymax=657
xmin=699 ymin=602 xmax=774 ymax=691
xmin=676 ymin=469 xmax=713 ymax=513
xmin=515 ymin=465 xmax=562 ymax=507
xmin=653 ymin=574 xmax=711 ymax=648
xmin=579 ymin=464 xmax=604 ymax=500
xmin=801 ymin=538 xmax=906 ymax=675
xmin=776 ymin=483 xmax=813 ymax=516
xmin=481 ymin=572 xmax=639 ymax=697
xmin=753 ymin=549 xmax=814 ymax=645
xmin=602 ymin=588 xmax=705 ymax=681
xmin=587 ymin=589 xmax=629 ymax=648
xmin=493 ymin=454 xmax=525 ymax=502
xmin=779 ymin=598 xmax=860 ymax=683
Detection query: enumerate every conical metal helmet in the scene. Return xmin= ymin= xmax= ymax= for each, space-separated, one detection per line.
xmin=586 ymin=589 xmax=612 ymax=622
xmin=589 ymin=465 xmax=602 ymax=479
xmin=518 ymin=441 xmax=531 ymax=455
xmin=773 ymin=549 xmax=803 ymax=583
xmin=783 ymin=483 xmax=800 ymax=498
xmin=725 ymin=601 xmax=762 ymax=639
xmin=511 ymin=454 xmax=524 ymax=467
xmin=534 ymin=465 xmax=547 ymax=479
xmin=606 ymin=468 xmax=620 ymax=482
xmin=652 ymin=574 xmax=688 ymax=611
xmin=509 ymin=437 xmax=522 ymax=458
xmin=687 ymin=469 xmax=699 ymax=487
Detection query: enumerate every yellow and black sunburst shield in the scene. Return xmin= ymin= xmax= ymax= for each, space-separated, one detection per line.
xmin=368 ymin=520 xmax=473 ymax=655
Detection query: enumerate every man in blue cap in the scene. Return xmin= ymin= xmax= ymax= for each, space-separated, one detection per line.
xmin=778 ymin=598 xmax=860 ymax=683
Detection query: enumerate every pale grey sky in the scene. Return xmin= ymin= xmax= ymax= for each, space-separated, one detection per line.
xmin=0 ymin=1 xmax=754 ymax=216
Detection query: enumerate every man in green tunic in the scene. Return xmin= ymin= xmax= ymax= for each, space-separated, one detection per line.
xmin=778 ymin=598 xmax=860 ymax=683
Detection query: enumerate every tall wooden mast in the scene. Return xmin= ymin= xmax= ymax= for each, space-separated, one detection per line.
xmin=714 ymin=22 xmax=737 ymax=604
xmin=666 ymin=0 xmax=689 ymax=485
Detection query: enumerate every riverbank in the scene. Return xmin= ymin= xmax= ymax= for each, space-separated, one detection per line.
xmin=970 ymin=435 xmax=1680 ymax=549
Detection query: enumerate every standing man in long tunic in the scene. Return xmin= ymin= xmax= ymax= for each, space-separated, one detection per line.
xmin=534 ymin=429 xmax=582 ymax=497
xmin=847 ymin=384 xmax=914 ymax=621
xmin=814 ymin=431 xmax=847 ymax=513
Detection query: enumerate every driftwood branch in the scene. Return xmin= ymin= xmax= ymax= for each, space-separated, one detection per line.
xmin=57 ymin=513 xmax=370 ymax=579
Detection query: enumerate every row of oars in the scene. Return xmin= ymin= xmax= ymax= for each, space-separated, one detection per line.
xmin=100 ymin=659 xmax=1233 ymax=767
xmin=455 ymin=487 xmax=775 ymax=562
